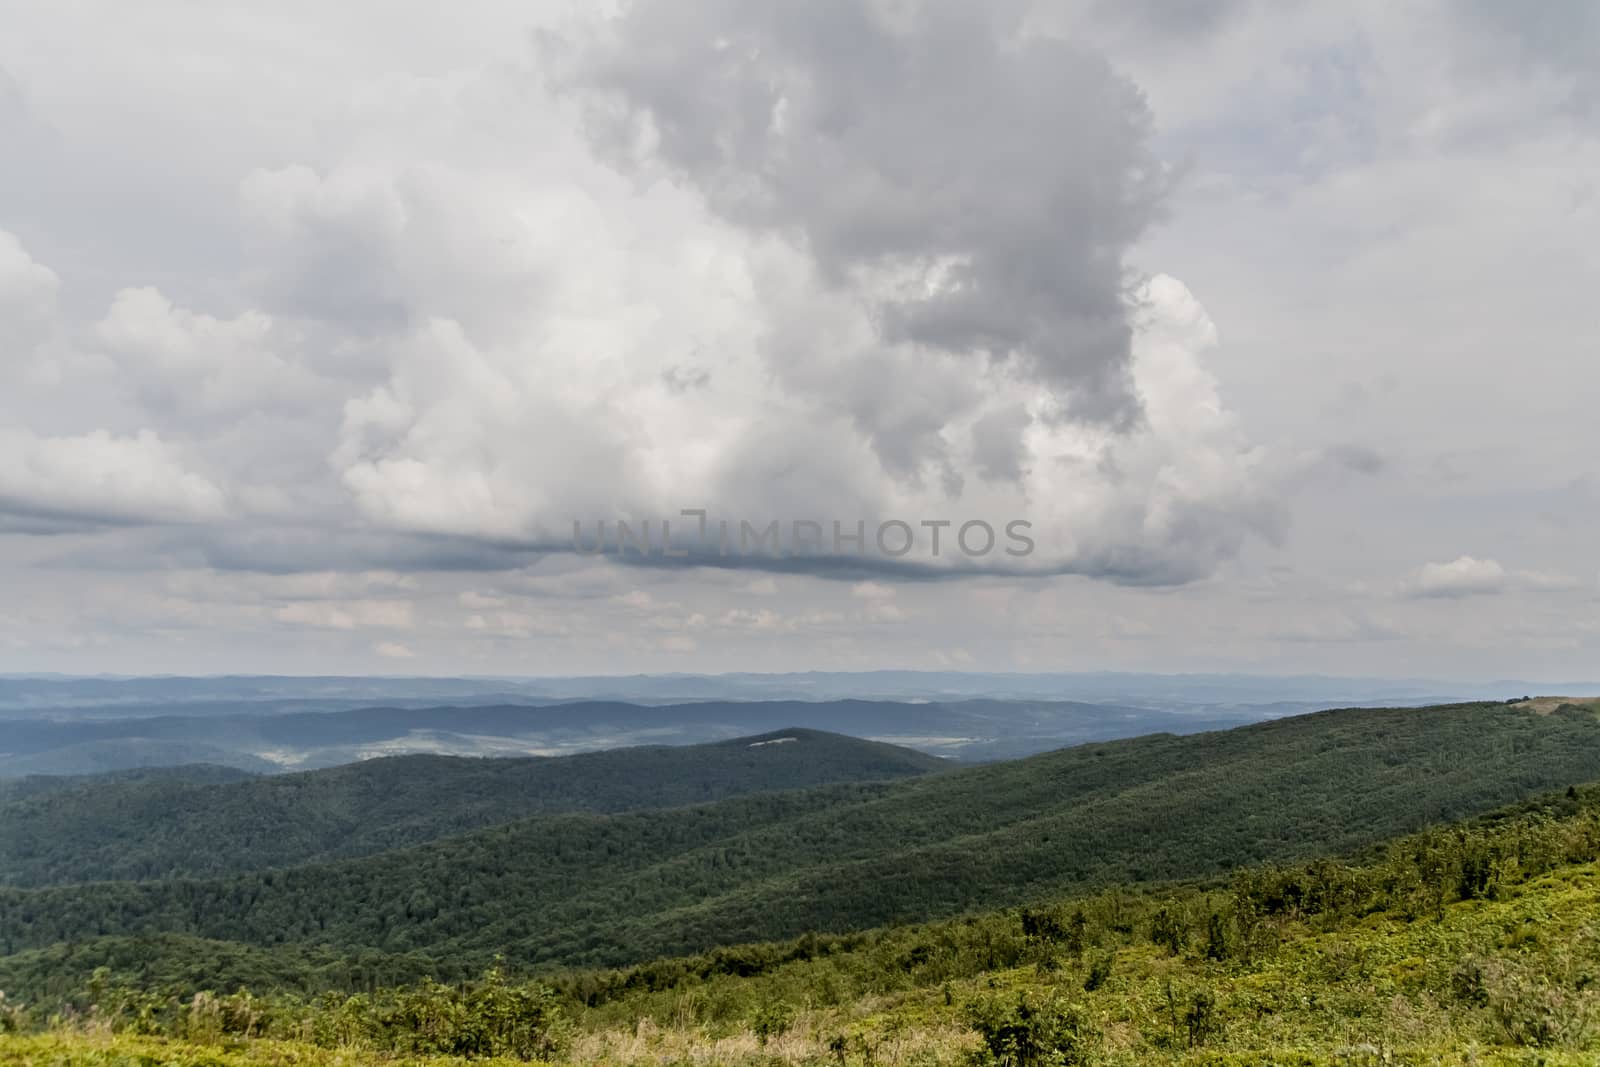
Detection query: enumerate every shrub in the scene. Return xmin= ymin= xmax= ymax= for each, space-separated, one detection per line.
xmin=966 ymin=991 xmax=1100 ymax=1067
xmin=1203 ymin=912 xmax=1230 ymax=961
xmin=1149 ymin=906 xmax=1184 ymax=956
xmin=751 ymin=1000 xmax=793 ymax=1046
xmin=0 ymin=991 xmax=24 ymax=1035
xmin=1082 ymin=953 xmax=1113 ymax=993
xmin=1183 ymin=989 xmax=1222 ymax=1048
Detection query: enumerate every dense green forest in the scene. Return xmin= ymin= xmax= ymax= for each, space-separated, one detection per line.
xmin=2 ymin=701 xmax=1597 ymax=977
xmin=7 ymin=777 xmax=1600 ymax=1064
xmin=0 ymin=729 xmax=942 ymax=886
xmin=0 ymin=765 xmax=256 ymax=806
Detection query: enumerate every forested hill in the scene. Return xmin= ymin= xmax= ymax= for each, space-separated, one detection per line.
xmin=0 ymin=729 xmax=944 ymax=887
xmin=3 ymin=701 xmax=1599 ymax=973
xmin=0 ymin=764 xmax=256 ymax=806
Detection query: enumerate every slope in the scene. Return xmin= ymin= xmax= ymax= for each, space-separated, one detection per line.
xmin=2 ymin=702 xmax=1598 ymax=970
xmin=0 ymin=729 xmax=943 ymax=886
xmin=8 ymin=774 xmax=1600 ymax=1064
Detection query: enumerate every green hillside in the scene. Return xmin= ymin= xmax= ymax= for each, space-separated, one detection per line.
xmin=0 ymin=765 xmax=256 ymax=806
xmin=0 ymin=729 xmax=944 ymax=886
xmin=2 ymin=701 xmax=1597 ymax=974
xmin=6 ymin=777 xmax=1599 ymax=1064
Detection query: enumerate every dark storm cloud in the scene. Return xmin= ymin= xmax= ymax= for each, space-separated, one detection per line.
xmin=555 ymin=0 xmax=1170 ymax=427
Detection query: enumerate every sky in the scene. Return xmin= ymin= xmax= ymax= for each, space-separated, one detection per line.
xmin=0 ymin=0 xmax=1596 ymax=679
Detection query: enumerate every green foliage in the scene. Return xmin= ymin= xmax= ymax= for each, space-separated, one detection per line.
xmin=1148 ymin=904 xmax=1184 ymax=956
xmin=1481 ymin=959 xmax=1598 ymax=1048
xmin=749 ymin=999 xmax=792 ymax=1045
xmin=0 ymin=730 xmax=942 ymax=887
xmin=0 ymin=990 xmax=23 ymax=1034
xmin=1185 ymin=991 xmax=1218 ymax=1048
xmin=382 ymin=967 xmax=568 ymax=1060
xmin=965 ymin=992 xmax=1099 ymax=1066
xmin=1081 ymin=952 xmax=1113 ymax=993
xmin=6 ymin=702 xmax=1600 ymax=982
xmin=8 ymin=782 xmax=1600 ymax=1063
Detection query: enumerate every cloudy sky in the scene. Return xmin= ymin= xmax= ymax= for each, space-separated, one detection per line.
xmin=0 ymin=0 xmax=1596 ymax=679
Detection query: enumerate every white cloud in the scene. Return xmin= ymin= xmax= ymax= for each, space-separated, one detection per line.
xmin=94 ymin=287 xmax=320 ymax=417
xmin=0 ymin=428 xmax=226 ymax=525
xmin=328 ymin=267 xmax=1281 ymax=584
xmin=0 ymin=229 xmax=58 ymax=359
xmin=1408 ymin=556 xmax=1508 ymax=598
xmin=274 ymin=599 xmax=415 ymax=630
xmin=1405 ymin=556 xmax=1584 ymax=600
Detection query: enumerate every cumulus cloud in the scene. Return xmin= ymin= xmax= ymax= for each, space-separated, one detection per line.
xmin=94 ymin=287 xmax=320 ymax=418
xmin=275 ymin=599 xmax=415 ymax=630
xmin=1409 ymin=556 xmax=1507 ymax=598
xmin=217 ymin=5 xmax=1275 ymax=587
xmin=327 ymin=266 xmax=1280 ymax=583
xmin=0 ymin=230 xmax=58 ymax=358
xmin=555 ymin=0 xmax=1169 ymax=428
xmin=0 ymin=428 xmax=226 ymax=527
xmin=1403 ymin=556 xmax=1580 ymax=600
xmin=240 ymin=161 xmax=562 ymax=347
xmin=0 ymin=7 xmax=1285 ymax=589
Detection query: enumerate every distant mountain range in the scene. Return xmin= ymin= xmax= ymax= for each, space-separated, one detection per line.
xmin=3 ymin=669 xmax=1588 ymax=778
xmin=3 ymin=670 xmax=1589 ymax=717
xmin=0 ymin=697 xmax=1273 ymax=776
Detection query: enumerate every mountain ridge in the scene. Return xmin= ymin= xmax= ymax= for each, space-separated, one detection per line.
xmin=4 ymin=701 xmax=1599 ymax=970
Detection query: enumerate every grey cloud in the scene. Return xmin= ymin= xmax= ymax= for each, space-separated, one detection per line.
xmin=661 ymin=365 xmax=711 ymax=393
xmin=240 ymin=166 xmax=416 ymax=334
xmin=585 ymin=541 xmax=1221 ymax=586
xmin=0 ymin=506 xmax=144 ymax=536
xmin=37 ymin=524 xmax=542 ymax=576
xmin=0 ymin=65 xmax=21 ymax=117
xmin=31 ymin=518 xmax=1202 ymax=586
xmin=1323 ymin=443 xmax=1386 ymax=476
xmin=970 ymin=403 xmax=1033 ymax=483
xmin=556 ymin=0 xmax=1170 ymax=427
xmin=1088 ymin=0 xmax=1254 ymax=40
xmin=1462 ymin=0 xmax=1600 ymax=108
xmin=239 ymin=165 xmax=555 ymax=346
